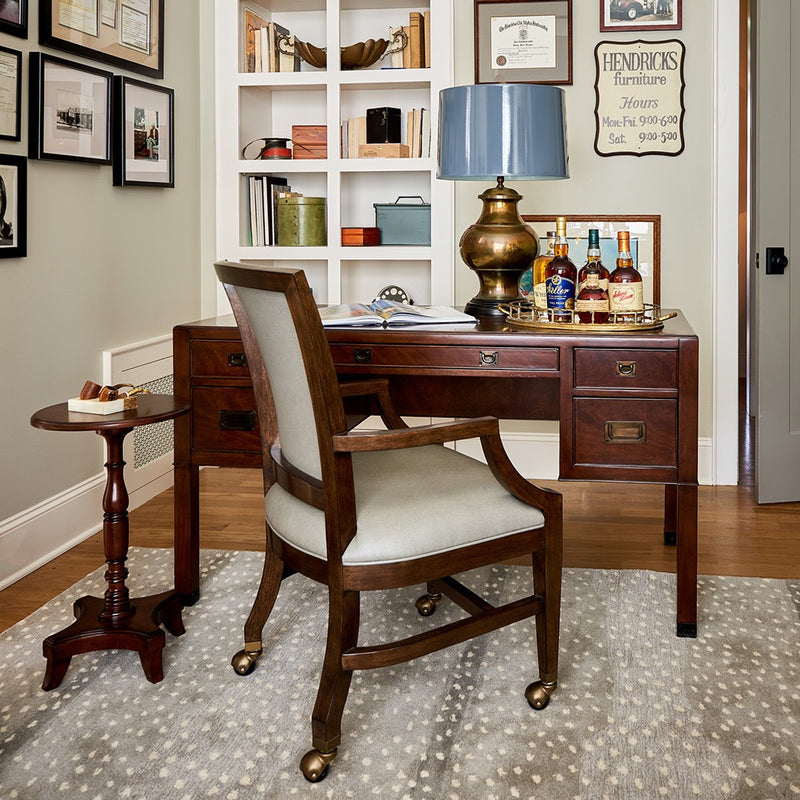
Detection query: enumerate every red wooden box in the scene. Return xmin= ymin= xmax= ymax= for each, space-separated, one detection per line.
xmin=341 ymin=227 xmax=381 ymax=246
xmin=292 ymin=144 xmax=327 ymax=159
xmin=292 ymin=124 xmax=327 ymax=145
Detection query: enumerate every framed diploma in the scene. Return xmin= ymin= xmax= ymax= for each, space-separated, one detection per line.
xmin=475 ymin=0 xmax=572 ymax=85
xmin=39 ymin=0 xmax=164 ymax=79
xmin=0 ymin=47 xmax=22 ymax=141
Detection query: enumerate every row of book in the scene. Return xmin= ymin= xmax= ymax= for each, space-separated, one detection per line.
xmin=340 ymin=108 xmax=430 ymax=158
xmin=389 ymin=10 xmax=431 ymax=70
xmin=247 ymin=175 xmax=299 ymax=246
xmin=243 ymin=9 xmax=300 ymax=73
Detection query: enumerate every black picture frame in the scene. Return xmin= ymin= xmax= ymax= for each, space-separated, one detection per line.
xmin=600 ymin=0 xmax=682 ymax=32
xmin=0 ymin=153 xmax=27 ymax=258
xmin=0 ymin=46 xmax=22 ymax=141
xmin=29 ymin=52 xmax=112 ymax=165
xmin=475 ymin=0 xmax=572 ymax=85
xmin=112 ymin=75 xmax=174 ymax=187
xmin=39 ymin=0 xmax=164 ymax=79
xmin=0 ymin=0 xmax=28 ymax=39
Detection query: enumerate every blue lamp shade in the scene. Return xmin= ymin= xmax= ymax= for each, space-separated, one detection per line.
xmin=437 ymin=83 xmax=568 ymax=181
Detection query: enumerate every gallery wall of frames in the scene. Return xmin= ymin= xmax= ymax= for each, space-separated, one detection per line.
xmin=0 ymin=0 xmax=173 ymax=259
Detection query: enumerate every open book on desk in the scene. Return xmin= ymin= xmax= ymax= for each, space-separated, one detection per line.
xmin=319 ymin=300 xmax=477 ymax=327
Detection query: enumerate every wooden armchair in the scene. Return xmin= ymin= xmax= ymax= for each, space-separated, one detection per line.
xmin=214 ymin=261 xmax=563 ymax=782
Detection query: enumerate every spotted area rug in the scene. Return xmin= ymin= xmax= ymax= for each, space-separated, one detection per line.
xmin=1 ymin=549 xmax=798 ymax=800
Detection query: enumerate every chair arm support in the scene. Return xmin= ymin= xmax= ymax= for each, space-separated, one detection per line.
xmin=480 ymin=433 xmax=562 ymax=513
xmin=332 ymin=416 xmax=499 ymax=452
xmin=337 ymin=378 xmax=407 ymax=430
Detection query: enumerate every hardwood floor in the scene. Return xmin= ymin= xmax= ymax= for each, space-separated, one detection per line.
xmin=2 ymin=401 xmax=799 ymax=633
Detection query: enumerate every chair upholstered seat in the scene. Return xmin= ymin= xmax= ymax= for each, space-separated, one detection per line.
xmin=265 ymin=444 xmax=546 ymax=565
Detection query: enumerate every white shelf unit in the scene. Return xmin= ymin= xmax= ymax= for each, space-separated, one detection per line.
xmin=215 ymin=0 xmax=454 ymax=310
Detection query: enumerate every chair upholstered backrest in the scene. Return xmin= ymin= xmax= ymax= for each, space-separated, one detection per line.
xmin=214 ymin=263 xmax=346 ymax=488
xmin=235 ymin=284 xmax=322 ymax=480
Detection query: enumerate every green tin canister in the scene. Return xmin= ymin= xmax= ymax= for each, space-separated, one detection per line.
xmin=276 ymin=196 xmax=327 ymax=246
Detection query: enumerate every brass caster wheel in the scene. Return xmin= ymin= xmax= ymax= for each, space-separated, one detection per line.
xmin=525 ymin=680 xmax=557 ymax=710
xmin=231 ymin=647 xmax=262 ymax=676
xmin=415 ymin=591 xmax=442 ymax=617
xmin=300 ymin=748 xmax=337 ymax=782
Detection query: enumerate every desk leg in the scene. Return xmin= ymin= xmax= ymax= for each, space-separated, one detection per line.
xmin=675 ymin=482 xmax=698 ymax=638
xmin=174 ymin=461 xmax=200 ymax=606
xmin=663 ymin=484 xmax=677 ymax=545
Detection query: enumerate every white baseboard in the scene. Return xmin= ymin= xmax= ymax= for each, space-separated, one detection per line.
xmin=0 ymin=433 xmax=720 ymax=591
xmin=0 ymin=470 xmax=176 ymax=592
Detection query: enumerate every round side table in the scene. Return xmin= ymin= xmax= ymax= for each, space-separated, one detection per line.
xmin=30 ymin=394 xmax=190 ymax=691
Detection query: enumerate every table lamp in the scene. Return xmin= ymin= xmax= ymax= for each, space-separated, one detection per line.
xmin=437 ymin=83 xmax=569 ymax=317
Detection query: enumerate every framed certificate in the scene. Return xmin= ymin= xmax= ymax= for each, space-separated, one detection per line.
xmin=475 ymin=0 xmax=572 ymax=85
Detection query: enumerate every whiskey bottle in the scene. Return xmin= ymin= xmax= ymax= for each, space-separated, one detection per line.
xmin=575 ymin=263 xmax=609 ymax=324
xmin=532 ymin=230 xmax=556 ymax=315
xmin=608 ymin=230 xmax=643 ymax=322
xmin=577 ymin=228 xmax=609 ymax=295
xmin=545 ymin=217 xmax=576 ymax=322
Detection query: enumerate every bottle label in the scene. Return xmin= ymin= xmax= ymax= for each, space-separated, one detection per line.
xmin=608 ymin=283 xmax=643 ymax=311
xmin=575 ymin=297 xmax=608 ymax=313
xmin=546 ymin=274 xmax=575 ymax=310
xmin=533 ymin=281 xmax=548 ymax=309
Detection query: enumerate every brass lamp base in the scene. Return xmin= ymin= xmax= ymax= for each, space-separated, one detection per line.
xmin=460 ymin=178 xmax=539 ymax=318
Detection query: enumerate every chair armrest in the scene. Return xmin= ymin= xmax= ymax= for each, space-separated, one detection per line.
xmin=333 ymin=416 xmax=499 ymax=452
xmin=337 ymin=378 xmax=407 ymax=429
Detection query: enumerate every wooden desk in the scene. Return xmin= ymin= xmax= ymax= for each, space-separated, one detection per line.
xmin=173 ymin=313 xmax=699 ymax=636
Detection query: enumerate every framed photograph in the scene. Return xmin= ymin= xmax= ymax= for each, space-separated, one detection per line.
xmin=0 ymin=0 xmax=28 ymax=38
xmin=29 ymin=52 xmax=112 ymax=164
xmin=523 ymin=214 xmax=661 ymax=305
xmin=475 ymin=0 xmax=572 ymax=85
xmin=39 ymin=0 xmax=164 ymax=79
xmin=600 ymin=0 xmax=682 ymax=32
xmin=0 ymin=154 xmax=27 ymax=258
xmin=0 ymin=46 xmax=22 ymax=141
xmin=112 ymin=75 xmax=173 ymax=187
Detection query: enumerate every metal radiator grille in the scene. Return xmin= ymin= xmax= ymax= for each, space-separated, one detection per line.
xmin=133 ymin=374 xmax=174 ymax=470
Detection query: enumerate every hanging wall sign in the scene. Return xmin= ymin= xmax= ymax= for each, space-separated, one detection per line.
xmin=594 ymin=39 xmax=685 ymax=157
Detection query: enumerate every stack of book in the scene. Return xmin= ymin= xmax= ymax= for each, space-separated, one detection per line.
xmin=388 ymin=10 xmax=431 ymax=69
xmin=243 ymin=9 xmax=301 ymax=73
xmin=247 ymin=175 xmax=303 ymax=245
xmin=406 ymin=108 xmax=430 ymax=158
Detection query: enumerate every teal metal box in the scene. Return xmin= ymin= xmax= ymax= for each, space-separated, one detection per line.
xmin=373 ymin=196 xmax=431 ymax=245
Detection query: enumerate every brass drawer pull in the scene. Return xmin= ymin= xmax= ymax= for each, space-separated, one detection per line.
xmin=479 ymin=350 xmax=499 ymax=366
xmin=219 ymin=409 xmax=256 ymax=431
xmin=353 ymin=348 xmax=372 ymax=364
xmin=227 ymin=352 xmax=247 ymax=368
xmin=616 ymin=360 xmax=637 ymax=377
xmin=604 ymin=420 xmax=646 ymax=443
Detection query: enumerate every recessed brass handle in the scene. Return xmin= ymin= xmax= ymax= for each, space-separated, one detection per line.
xmin=604 ymin=420 xmax=646 ymax=443
xmin=228 ymin=352 xmax=247 ymax=368
xmin=219 ymin=409 xmax=256 ymax=431
xmin=616 ymin=360 xmax=637 ymax=377
xmin=479 ymin=350 xmax=499 ymax=366
xmin=353 ymin=348 xmax=372 ymax=364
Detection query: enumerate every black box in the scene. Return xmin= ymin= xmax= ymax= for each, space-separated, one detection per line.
xmin=366 ymin=107 xmax=402 ymax=144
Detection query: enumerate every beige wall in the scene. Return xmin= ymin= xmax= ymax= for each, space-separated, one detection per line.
xmin=0 ymin=4 xmax=206 ymax=520
xmin=453 ymin=0 xmax=715 ymax=440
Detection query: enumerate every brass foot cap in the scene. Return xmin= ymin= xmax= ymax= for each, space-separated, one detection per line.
xmin=414 ymin=592 xmax=442 ymax=617
xmin=231 ymin=648 xmax=262 ymax=676
xmin=525 ymin=680 xmax=557 ymax=710
xmin=300 ymin=748 xmax=337 ymax=782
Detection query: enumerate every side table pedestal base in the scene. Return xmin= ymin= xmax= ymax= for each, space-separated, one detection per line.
xmin=41 ymin=591 xmax=185 ymax=691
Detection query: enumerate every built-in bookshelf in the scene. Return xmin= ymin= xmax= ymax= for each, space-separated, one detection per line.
xmin=215 ymin=0 xmax=454 ymax=309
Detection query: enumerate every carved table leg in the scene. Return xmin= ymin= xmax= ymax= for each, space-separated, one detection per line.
xmin=41 ymin=428 xmax=185 ymax=691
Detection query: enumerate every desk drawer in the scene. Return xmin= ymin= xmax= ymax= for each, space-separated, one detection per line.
xmin=330 ymin=344 xmax=559 ymax=373
xmin=191 ymin=340 xmax=250 ymax=378
xmin=574 ymin=348 xmax=677 ymax=389
xmin=572 ymin=398 xmax=677 ymax=468
xmin=192 ymin=387 xmax=261 ymax=452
